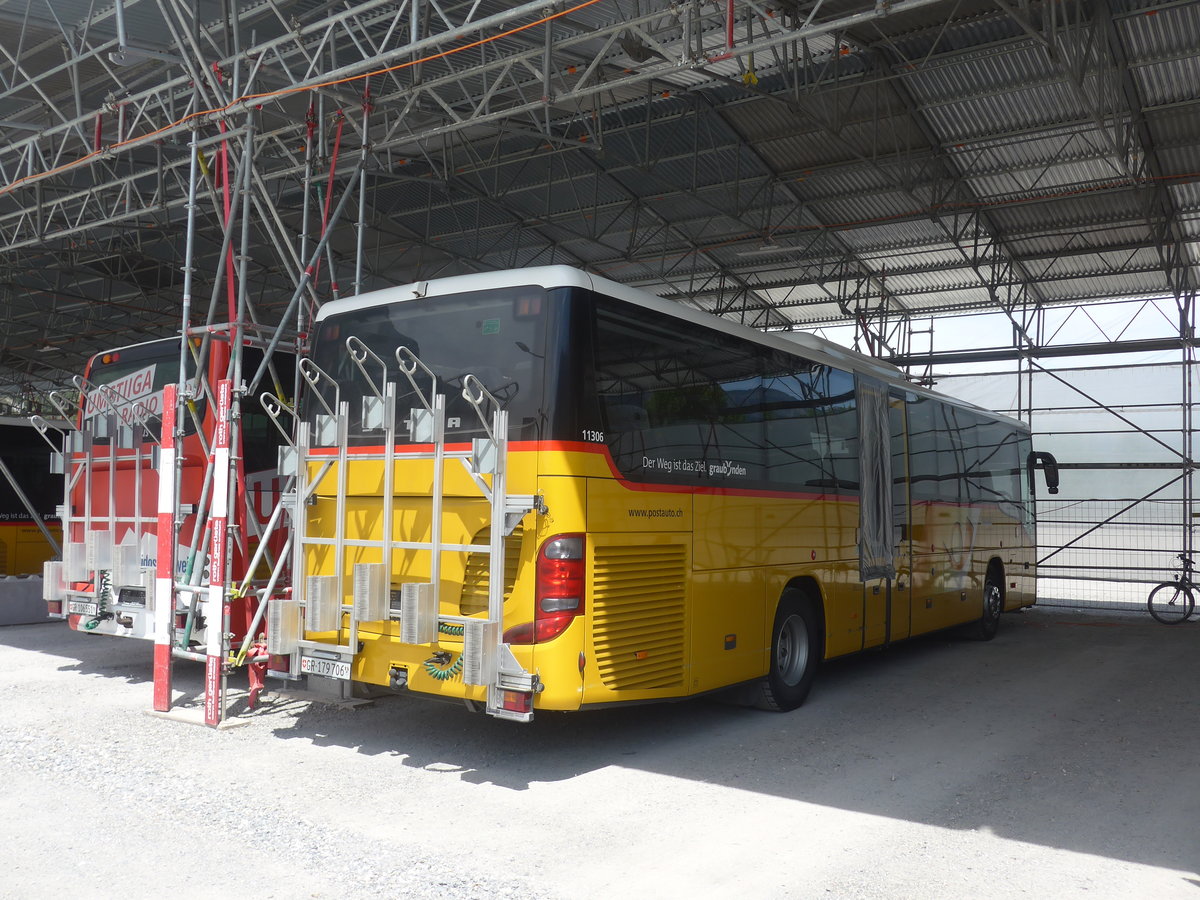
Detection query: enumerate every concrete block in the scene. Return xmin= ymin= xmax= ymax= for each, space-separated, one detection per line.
xmin=0 ymin=577 xmax=52 ymax=626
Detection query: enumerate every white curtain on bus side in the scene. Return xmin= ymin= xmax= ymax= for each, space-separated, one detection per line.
xmin=857 ymin=376 xmax=896 ymax=581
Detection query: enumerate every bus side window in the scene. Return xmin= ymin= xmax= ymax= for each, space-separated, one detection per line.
xmin=762 ymin=357 xmax=857 ymax=493
xmin=907 ymin=396 xmax=939 ymax=506
xmin=935 ymin=405 xmax=967 ymax=503
xmin=592 ymin=299 xmax=763 ymax=485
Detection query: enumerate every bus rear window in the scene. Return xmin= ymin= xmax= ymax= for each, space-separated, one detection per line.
xmin=83 ymin=340 xmax=185 ymax=440
xmin=308 ymin=286 xmax=552 ymax=444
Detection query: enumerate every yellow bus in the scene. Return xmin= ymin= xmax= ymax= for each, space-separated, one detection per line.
xmin=0 ymin=416 xmax=63 ymax=576
xmin=279 ymin=266 xmax=1058 ymax=721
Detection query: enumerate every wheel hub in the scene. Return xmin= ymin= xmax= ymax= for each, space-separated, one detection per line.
xmin=777 ymin=614 xmax=809 ymax=686
xmin=985 ymin=582 xmax=1002 ymax=619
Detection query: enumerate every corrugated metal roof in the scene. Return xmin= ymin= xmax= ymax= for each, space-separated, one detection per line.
xmin=1040 ymin=272 xmax=1172 ymax=302
xmin=774 ymin=301 xmax=847 ymax=324
xmin=1146 ymin=106 xmax=1200 ymax=159
xmin=905 ymin=42 xmax=1055 ymax=108
xmin=807 ymin=189 xmax=922 ymax=229
xmin=757 ymin=283 xmax=842 ymax=305
xmin=953 ymin=127 xmax=1138 ymax=177
xmin=1168 ymin=181 xmax=1200 ymax=212
xmin=967 ymin=156 xmax=1136 ymax=199
xmin=795 ymin=160 xmax=923 ymax=199
xmin=2 ymin=0 xmax=1200 ymax=390
xmin=1134 ymin=54 xmax=1200 ymax=107
xmin=1120 ymin=2 xmax=1200 ymax=65
xmin=1005 ymin=223 xmax=1166 ymax=260
xmin=887 ymin=266 xmax=984 ymax=293
xmin=1033 ymin=245 xmax=1164 ymax=279
xmin=835 ymin=218 xmax=954 ymax=251
xmin=921 ymin=80 xmax=1094 ymax=144
xmin=893 ymin=285 xmax=994 ymax=310
xmin=985 ymin=185 xmax=1148 ymax=234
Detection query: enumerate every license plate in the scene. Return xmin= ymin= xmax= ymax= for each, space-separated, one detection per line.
xmin=68 ymin=600 xmax=98 ymax=617
xmin=300 ymin=656 xmax=351 ymax=680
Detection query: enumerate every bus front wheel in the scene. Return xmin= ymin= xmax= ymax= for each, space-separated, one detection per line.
xmin=754 ymin=591 xmax=821 ymax=712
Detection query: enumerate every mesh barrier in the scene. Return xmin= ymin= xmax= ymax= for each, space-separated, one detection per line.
xmin=1035 ymin=498 xmax=1191 ymax=611
xmin=928 ymin=362 xmax=1198 ymax=616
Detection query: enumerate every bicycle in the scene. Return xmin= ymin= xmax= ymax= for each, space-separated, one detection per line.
xmin=1147 ymin=553 xmax=1197 ymax=624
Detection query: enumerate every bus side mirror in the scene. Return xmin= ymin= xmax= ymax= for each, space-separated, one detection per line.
xmin=1027 ymin=451 xmax=1059 ymax=495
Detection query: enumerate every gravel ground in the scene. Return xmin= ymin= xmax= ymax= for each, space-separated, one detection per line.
xmin=2 ymin=607 xmax=1198 ymax=899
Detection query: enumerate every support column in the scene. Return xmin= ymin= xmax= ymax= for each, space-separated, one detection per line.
xmin=152 ymin=385 xmax=178 ymax=712
xmin=1182 ymin=292 xmax=1196 ymax=560
xmin=204 ymin=379 xmax=232 ymax=727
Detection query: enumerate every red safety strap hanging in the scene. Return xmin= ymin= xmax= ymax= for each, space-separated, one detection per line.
xmin=303 ymin=103 xmax=318 ymax=326
xmin=212 ymin=63 xmax=238 ymax=326
xmin=311 ymin=110 xmax=345 ymax=295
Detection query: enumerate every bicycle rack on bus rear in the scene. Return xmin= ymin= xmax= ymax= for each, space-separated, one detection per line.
xmin=265 ymin=339 xmax=541 ymax=720
xmin=39 ymin=381 xmax=159 ymax=628
xmin=30 ymin=414 xmax=68 ymax=614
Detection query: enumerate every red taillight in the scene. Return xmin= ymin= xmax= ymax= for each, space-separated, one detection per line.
xmin=503 ymin=533 xmax=584 ymax=645
xmin=499 ymin=689 xmax=533 ymax=713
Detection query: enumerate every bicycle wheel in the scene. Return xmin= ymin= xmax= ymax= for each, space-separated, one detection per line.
xmin=1147 ymin=582 xmax=1195 ymax=624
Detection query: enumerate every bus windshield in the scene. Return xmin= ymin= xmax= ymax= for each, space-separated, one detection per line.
xmin=308 ymin=285 xmax=555 ymax=444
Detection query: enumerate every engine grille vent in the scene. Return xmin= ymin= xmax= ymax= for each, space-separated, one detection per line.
xmin=592 ymin=544 xmax=686 ymax=691
xmin=459 ymin=525 xmax=523 ymax=616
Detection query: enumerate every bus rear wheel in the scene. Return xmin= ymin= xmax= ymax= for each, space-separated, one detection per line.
xmin=754 ymin=590 xmax=820 ymax=712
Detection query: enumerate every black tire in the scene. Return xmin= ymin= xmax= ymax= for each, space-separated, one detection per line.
xmin=1148 ymin=582 xmax=1194 ymax=625
xmin=754 ymin=590 xmax=821 ymax=712
xmin=964 ymin=565 xmax=1004 ymax=641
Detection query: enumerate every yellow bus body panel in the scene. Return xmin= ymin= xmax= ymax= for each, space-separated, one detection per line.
xmin=0 ymin=524 xmax=61 ymax=576
xmin=307 ymin=444 xmax=1034 ymax=711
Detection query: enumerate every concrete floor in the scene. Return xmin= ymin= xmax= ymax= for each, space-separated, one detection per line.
xmin=1 ymin=606 xmax=1197 ymax=899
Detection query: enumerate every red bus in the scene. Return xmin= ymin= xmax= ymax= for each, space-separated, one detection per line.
xmin=44 ymin=337 xmax=291 ymax=654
